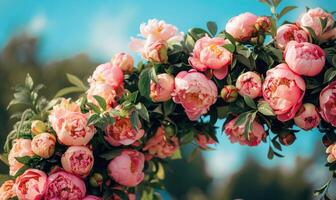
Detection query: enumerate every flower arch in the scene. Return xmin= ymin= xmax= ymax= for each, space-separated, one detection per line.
xmin=1 ymin=0 xmax=336 ymax=199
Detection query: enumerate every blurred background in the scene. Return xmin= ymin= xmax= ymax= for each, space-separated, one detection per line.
xmin=0 ymin=0 xmax=336 ymax=199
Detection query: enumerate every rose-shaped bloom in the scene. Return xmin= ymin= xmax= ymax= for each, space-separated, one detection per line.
xmin=104 ymin=115 xmax=144 ymax=146
xmin=142 ymin=40 xmax=168 ymax=63
xmin=276 ymin=24 xmax=309 ymax=49
xmin=225 ymin=12 xmax=258 ymax=42
xmin=220 ymin=85 xmax=238 ymax=102
xmin=8 ymin=138 xmax=34 ymax=176
xmin=143 ymin=127 xmax=179 ymax=159
xmin=189 ymin=36 xmax=233 ymax=80
xmin=236 ymin=71 xmax=262 ymax=99
xmin=150 ymin=73 xmax=175 ymax=102
xmin=0 ymin=180 xmax=15 ymax=200
xmin=224 ymin=117 xmax=266 ymax=146
xmin=327 ymin=144 xmax=336 ymax=163
xmin=294 ymin=103 xmax=321 ymax=130
xmin=108 ymin=149 xmax=145 ymax=187
xmin=299 ymin=7 xmax=334 ymax=37
xmin=111 ymin=53 xmax=134 ymax=74
xmin=172 ymin=70 xmax=218 ymax=121
xmin=49 ymin=98 xmax=96 ymax=146
xmin=61 ymin=146 xmax=94 ymax=178
xmin=284 ymin=41 xmax=325 ymax=77
xmin=87 ymin=82 xmax=119 ymax=109
xmin=31 ymin=133 xmax=56 ymax=158
xmin=319 ymin=81 xmax=336 ymax=126
xmin=14 ymin=169 xmax=47 ymax=200
xmin=83 ymin=195 xmax=103 ymax=200
xmin=195 ymin=134 xmax=216 ymax=149
xmin=45 ymin=171 xmax=86 ymax=200
xmin=88 ymin=62 xmax=124 ymax=90
xmin=262 ymin=64 xmax=306 ymax=121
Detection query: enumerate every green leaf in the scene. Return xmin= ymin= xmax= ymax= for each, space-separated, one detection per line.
xmin=130 ymin=111 xmax=140 ymax=130
xmin=66 ymin=73 xmax=87 ymax=90
xmin=223 ymin=31 xmax=236 ymax=46
xmin=54 ymin=86 xmax=85 ymax=98
xmin=223 ymin=44 xmax=235 ymax=53
xmin=267 ymin=146 xmax=274 ymax=160
xmin=320 ymin=17 xmax=329 ymax=31
xmin=272 ymin=139 xmax=282 ymax=151
xmin=138 ymin=67 xmax=155 ymax=99
xmin=207 ymin=21 xmax=218 ymax=36
xmin=188 ymin=28 xmax=209 ymax=40
xmin=324 ymin=68 xmax=336 ymax=83
xmin=87 ymin=113 xmax=100 ymax=126
xmin=188 ymin=147 xmax=200 ymax=162
xmin=180 ymin=131 xmax=194 ymax=144
xmin=314 ymin=180 xmax=331 ymax=196
xmin=304 ymin=26 xmax=318 ymax=42
xmin=93 ymin=95 xmax=107 ymax=111
xmin=243 ymin=96 xmax=257 ymax=109
xmin=258 ymin=101 xmax=275 ymax=116
xmin=234 ymin=112 xmax=250 ymax=126
xmin=170 ymin=148 xmax=182 ymax=160
xmin=136 ymin=103 xmax=150 ymax=122
xmin=271 ymin=0 xmax=282 ymax=7
xmin=25 ymin=74 xmax=34 ymax=90
xmin=243 ymin=112 xmax=256 ymax=140
xmin=99 ymin=149 xmax=122 ymax=160
xmin=277 ymin=6 xmax=297 ymax=20
xmin=0 ymin=174 xmax=13 ymax=185
xmin=163 ymin=100 xmax=175 ymax=116
xmin=259 ymin=0 xmax=272 ymax=7
xmin=217 ymin=106 xmax=230 ymax=119
xmin=332 ymin=55 xmax=336 ymax=67
xmin=86 ymin=102 xmax=101 ymax=113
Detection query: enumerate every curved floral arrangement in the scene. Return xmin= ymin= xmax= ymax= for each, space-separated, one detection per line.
xmin=1 ymin=0 xmax=336 ymax=199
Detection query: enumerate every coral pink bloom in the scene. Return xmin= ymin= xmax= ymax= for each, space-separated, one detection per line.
xmin=87 ymin=82 xmax=119 ymax=109
xmin=150 ymin=73 xmax=175 ymax=102
xmin=326 ymin=144 xmax=336 ymax=163
xmin=189 ymin=36 xmax=232 ymax=79
xmin=195 ymin=134 xmax=216 ymax=149
xmin=294 ymin=103 xmax=320 ymax=130
xmin=49 ymin=98 xmax=96 ymax=146
xmin=8 ymin=138 xmax=34 ymax=176
xmin=298 ymin=7 xmax=334 ymax=37
xmin=108 ymin=150 xmax=145 ymax=187
xmin=14 ymin=169 xmax=48 ymax=200
xmin=111 ymin=53 xmax=134 ymax=74
xmin=225 ymin=12 xmax=258 ymax=42
xmin=45 ymin=171 xmax=86 ymax=200
xmin=61 ymin=146 xmax=94 ymax=178
xmin=0 ymin=180 xmax=15 ymax=200
xmin=172 ymin=70 xmax=218 ymax=121
xmin=224 ymin=117 xmax=266 ymax=146
xmin=235 ymin=71 xmax=262 ymax=99
xmin=262 ymin=64 xmax=306 ymax=122
xmin=320 ymin=81 xmax=336 ymax=127
xmin=88 ymin=62 xmax=124 ymax=90
xmin=284 ymin=41 xmax=325 ymax=77
xmin=83 ymin=195 xmax=103 ymax=200
xmin=276 ymin=24 xmax=309 ymax=49
xmin=143 ymin=126 xmax=179 ymax=159
xmin=31 ymin=133 xmax=56 ymax=159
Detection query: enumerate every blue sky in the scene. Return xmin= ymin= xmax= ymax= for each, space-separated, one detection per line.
xmin=0 ymin=0 xmax=335 ymax=191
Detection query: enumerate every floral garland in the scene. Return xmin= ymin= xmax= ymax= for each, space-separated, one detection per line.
xmin=1 ymin=0 xmax=336 ymax=199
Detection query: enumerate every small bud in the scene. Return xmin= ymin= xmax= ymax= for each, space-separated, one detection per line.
xmin=89 ymin=173 xmax=103 ymax=188
xmin=255 ymin=16 xmax=271 ymax=33
xmin=111 ymin=53 xmax=134 ymax=74
xmin=164 ymin=125 xmax=175 ymax=137
xmin=31 ymin=120 xmax=47 ymax=136
xmin=144 ymin=41 xmax=168 ymax=63
xmin=221 ymin=85 xmax=238 ymax=103
xmin=279 ymin=133 xmax=296 ymax=146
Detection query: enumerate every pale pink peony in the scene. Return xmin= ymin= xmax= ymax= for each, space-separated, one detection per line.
xmin=31 ymin=133 xmax=56 ymax=158
xmin=150 ymin=73 xmax=175 ymax=102
xmin=235 ymin=71 xmax=262 ymax=99
xmin=8 ymin=138 xmax=34 ymax=176
xmin=225 ymin=12 xmax=258 ymax=42
xmin=298 ymin=7 xmax=334 ymax=37
xmin=0 ymin=180 xmax=15 ymax=200
xmin=49 ymin=98 xmax=96 ymax=146
xmin=262 ymin=63 xmax=306 ymax=121
xmin=320 ymin=81 xmax=336 ymax=127
xmin=143 ymin=126 xmax=179 ymax=159
xmin=294 ymin=103 xmax=321 ymax=130
xmin=188 ymin=36 xmax=233 ymax=79
xmin=172 ymin=70 xmax=218 ymax=121
xmin=14 ymin=169 xmax=47 ymax=200
xmin=195 ymin=134 xmax=216 ymax=149
xmin=284 ymin=41 xmax=325 ymax=77
xmin=224 ymin=117 xmax=266 ymax=146
xmin=61 ymin=146 xmax=94 ymax=178
xmin=276 ymin=24 xmax=309 ymax=49
xmin=142 ymin=40 xmax=168 ymax=63
xmin=83 ymin=195 xmax=103 ymax=200
xmin=87 ymin=82 xmax=119 ymax=109
xmin=88 ymin=62 xmax=124 ymax=90
xmin=45 ymin=171 xmax=86 ymax=200
xmin=326 ymin=144 xmax=336 ymax=163
xmin=108 ymin=149 xmax=145 ymax=187
xmin=104 ymin=115 xmax=144 ymax=146
xmin=111 ymin=53 xmax=134 ymax=74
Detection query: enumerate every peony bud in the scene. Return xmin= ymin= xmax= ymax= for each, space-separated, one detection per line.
xmin=221 ymin=85 xmax=238 ymax=102
xmin=31 ymin=120 xmax=47 ymax=136
xmin=279 ymin=133 xmax=296 ymax=146
xmin=111 ymin=53 xmax=134 ymax=74
xmin=323 ymin=135 xmax=333 ymax=148
xmin=143 ymin=41 xmax=168 ymax=63
xmin=150 ymin=73 xmax=175 ymax=102
xmin=31 ymin=133 xmax=56 ymax=158
xmin=255 ymin=16 xmax=271 ymax=32
xmin=236 ymin=71 xmax=262 ymax=99
xmin=326 ymin=144 xmax=336 ymax=163
xmin=294 ymin=103 xmax=321 ymax=130
xmin=89 ymin=173 xmax=103 ymax=188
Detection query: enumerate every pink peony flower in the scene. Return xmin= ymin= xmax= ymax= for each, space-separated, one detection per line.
xmin=88 ymin=62 xmax=124 ymax=90
xmin=262 ymin=63 xmax=306 ymax=122
xmin=111 ymin=53 xmax=134 ymax=74
xmin=255 ymin=16 xmax=271 ymax=32
xmin=83 ymin=195 xmax=103 ymax=200
xmin=45 ymin=171 xmax=86 ymax=200
xmin=235 ymin=71 xmax=262 ymax=99
xmin=14 ymin=169 xmax=48 ymax=200
xmin=276 ymin=24 xmax=309 ymax=49
xmin=142 ymin=40 xmax=168 ymax=63
xmin=294 ymin=103 xmax=321 ymax=130
xmin=143 ymin=126 xmax=179 ymax=159
xmin=0 ymin=180 xmax=15 ymax=200
xmin=87 ymin=82 xmax=120 ymax=109
xmin=225 ymin=12 xmax=258 ymax=42
xmin=150 ymin=73 xmax=175 ymax=102
xmin=320 ymin=81 xmax=336 ymax=127
xmin=61 ymin=146 xmax=94 ymax=178
xmin=220 ymin=85 xmax=238 ymax=102
xmin=104 ymin=115 xmax=144 ymax=146
xmin=8 ymin=138 xmax=34 ymax=176
xmin=188 ymin=36 xmax=233 ymax=80
xmin=172 ymin=70 xmax=218 ymax=121
xmin=284 ymin=41 xmax=325 ymax=77
xmin=224 ymin=117 xmax=266 ymax=146
xmin=31 ymin=133 xmax=56 ymax=159
xmin=326 ymin=144 xmax=336 ymax=163
xmin=298 ymin=7 xmax=334 ymax=37
xmin=195 ymin=134 xmax=216 ymax=149
xmin=108 ymin=149 xmax=145 ymax=187
xmin=49 ymin=98 xmax=96 ymax=146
